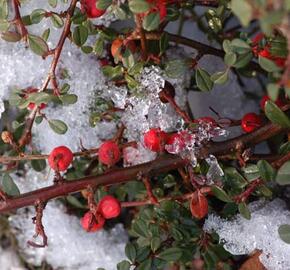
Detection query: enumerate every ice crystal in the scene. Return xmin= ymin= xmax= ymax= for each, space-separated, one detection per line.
xmin=204 ymin=199 xmax=290 ymax=270
xmin=205 ymin=155 xmax=224 ymax=184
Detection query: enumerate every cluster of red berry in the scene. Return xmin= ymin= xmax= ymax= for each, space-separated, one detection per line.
xmin=47 ymin=141 xmax=121 ymax=173
xmin=252 ymin=33 xmax=286 ymax=68
xmin=81 ymin=195 xmax=121 ymax=232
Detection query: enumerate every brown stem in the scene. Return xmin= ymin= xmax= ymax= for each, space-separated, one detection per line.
xmin=27 ymin=200 xmax=48 ymax=248
xmin=142 ymin=176 xmax=159 ymax=204
xmin=12 ymin=0 xmax=28 ymax=40
xmin=234 ymin=178 xmax=263 ymax=203
xmin=159 ymin=91 xmax=191 ymax=123
xmin=40 ymin=0 xmax=78 ymax=93
xmin=0 ymin=155 xmax=187 ymax=213
xmin=121 ymin=192 xmax=194 ymax=208
xmin=130 ymin=32 xmax=265 ymax=74
xmin=135 ymin=15 xmax=147 ymax=60
xmin=0 ymin=121 xmax=285 ymax=213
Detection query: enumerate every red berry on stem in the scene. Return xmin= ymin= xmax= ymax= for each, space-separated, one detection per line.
xmin=98 ymin=195 xmax=121 ymax=219
xmin=143 ymin=128 xmax=168 ymax=152
xmin=48 ymin=146 xmax=73 ymax=171
xmin=260 ymin=95 xmax=284 ymax=111
xmin=81 ymin=211 xmax=105 ymax=232
xmin=241 ymin=113 xmax=262 ymax=133
xmin=166 ymin=133 xmax=187 ymax=153
xmin=98 ymin=141 xmax=121 ymax=166
xmin=80 ymin=0 xmax=106 ymax=18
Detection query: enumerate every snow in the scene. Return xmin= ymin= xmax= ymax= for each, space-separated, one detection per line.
xmin=204 ymin=199 xmax=290 ymax=270
xmin=0 ymin=246 xmax=25 ymax=270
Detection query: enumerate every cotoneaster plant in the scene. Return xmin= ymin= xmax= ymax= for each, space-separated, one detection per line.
xmin=0 ymin=0 xmax=289 ymax=270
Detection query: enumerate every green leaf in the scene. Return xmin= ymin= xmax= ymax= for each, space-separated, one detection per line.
xmin=125 ymin=243 xmax=136 ymax=262
xmin=31 ymin=155 xmax=46 ymax=172
xmin=60 ymin=83 xmax=70 ymax=94
xmin=28 ymin=92 xmax=51 ymax=105
xmin=1 ymin=31 xmax=21 ymax=42
xmin=28 ymin=35 xmax=49 ymax=56
xmin=223 ymin=40 xmax=232 ymax=53
xmin=59 ymin=94 xmax=78 ymax=105
xmin=267 ymin=83 xmax=280 ymax=101
xmin=233 ymin=52 xmax=252 ymax=69
xmin=211 ymin=186 xmax=232 ymax=202
xmin=30 ymin=9 xmax=46 ymax=24
xmin=73 ymin=25 xmax=88 ymax=47
xmin=265 ymin=101 xmax=290 ymax=128
xmin=195 ymin=68 xmax=213 ymax=92
xmin=42 ymin=28 xmax=50 ymax=41
xmin=151 ymin=237 xmax=161 ymax=252
xmin=2 ymin=174 xmax=20 ymax=196
xmin=231 ymin=0 xmax=252 ymax=26
xmin=157 ymin=248 xmax=182 ymax=262
xmin=276 ymin=161 xmax=290 ymax=185
xmin=257 ymin=160 xmax=276 ymax=182
xmin=211 ymin=70 xmax=228 ymax=85
xmin=165 ymin=59 xmax=187 ymax=78
xmin=132 ymin=219 xmax=148 ymax=238
xmin=224 ymin=52 xmax=237 ymax=66
xmin=96 ymin=0 xmax=112 ymax=10
xmin=238 ymin=202 xmax=251 ymax=220
xmin=278 ymin=224 xmax=290 ymax=244
xmin=0 ymin=0 xmax=8 ymax=20
xmin=48 ymin=119 xmax=68 ymax=134
xmin=159 ymin=33 xmax=169 ymax=54
xmin=48 ymin=0 xmax=57 ymax=8
xmin=117 ymin=260 xmax=130 ymax=270
xmin=102 ymin=65 xmax=123 ymax=79
xmin=66 ymin=195 xmax=86 ymax=208
xmin=142 ymin=12 xmax=160 ymax=31
xmin=129 ymin=0 xmax=150 ymax=13
xmin=51 ymin=13 xmax=64 ymax=28
xmin=0 ymin=20 xmax=9 ymax=32
xmin=259 ymin=56 xmax=281 ymax=72
xmin=230 ymin=38 xmax=251 ymax=53
xmin=94 ymin=38 xmax=104 ymax=56
xmin=137 ymin=258 xmax=152 ymax=270
xmin=81 ymin=45 xmax=93 ymax=54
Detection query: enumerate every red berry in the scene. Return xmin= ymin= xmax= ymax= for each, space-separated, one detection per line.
xmin=146 ymin=0 xmax=167 ymax=21
xmin=80 ymin=0 xmax=106 ymax=18
xmin=98 ymin=195 xmax=121 ymax=219
xmin=99 ymin=58 xmax=110 ymax=67
xmin=48 ymin=146 xmax=73 ymax=171
xmin=252 ymin=33 xmax=264 ymax=44
xmin=24 ymin=87 xmax=46 ymax=111
xmin=241 ymin=113 xmax=262 ymax=133
xmin=81 ymin=211 xmax=105 ymax=232
xmin=259 ymin=48 xmax=271 ymax=58
xmin=260 ymin=95 xmax=284 ymax=111
xmin=166 ymin=133 xmax=186 ymax=153
xmin=27 ymin=102 xmax=46 ymax=111
xmin=274 ymin=57 xmax=286 ymax=68
xmin=98 ymin=141 xmax=121 ymax=166
xmin=143 ymin=128 xmax=168 ymax=152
